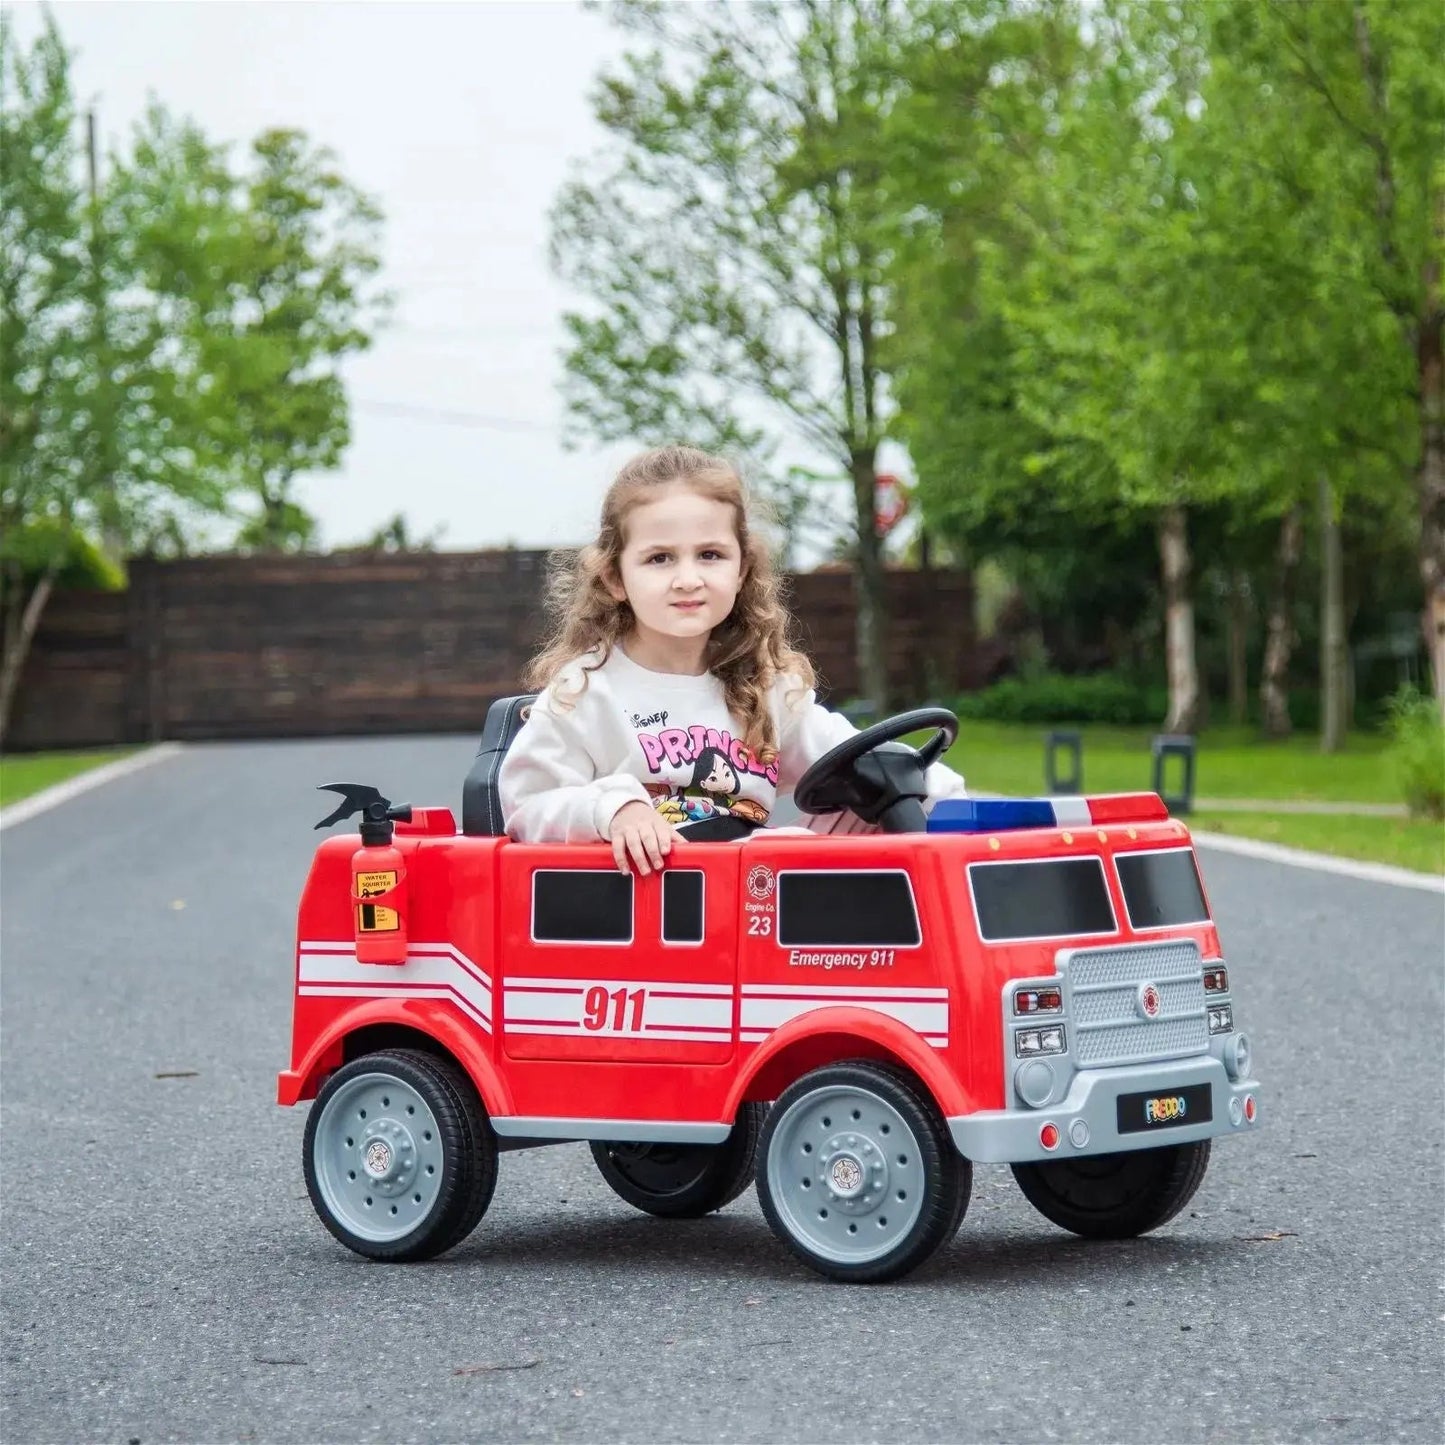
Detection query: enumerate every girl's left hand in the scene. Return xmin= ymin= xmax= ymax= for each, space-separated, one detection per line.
xmin=608 ymin=800 xmax=685 ymax=876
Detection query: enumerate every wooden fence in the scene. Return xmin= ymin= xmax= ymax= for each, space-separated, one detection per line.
xmin=6 ymin=551 xmax=986 ymax=751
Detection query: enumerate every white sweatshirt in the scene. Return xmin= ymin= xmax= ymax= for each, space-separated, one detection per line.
xmin=498 ymin=645 xmax=966 ymax=843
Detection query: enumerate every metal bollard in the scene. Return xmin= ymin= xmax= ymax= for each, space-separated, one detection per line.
xmin=1151 ymin=734 xmax=1197 ymax=815
xmin=1045 ymin=729 xmax=1083 ymax=794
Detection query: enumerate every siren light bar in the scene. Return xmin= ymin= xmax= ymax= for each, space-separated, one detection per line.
xmin=928 ymin=794 xmax=1170 ymax=834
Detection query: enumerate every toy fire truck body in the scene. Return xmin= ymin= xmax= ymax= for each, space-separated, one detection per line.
xmin=280 ymin=703 xmax=1259 ymax=1283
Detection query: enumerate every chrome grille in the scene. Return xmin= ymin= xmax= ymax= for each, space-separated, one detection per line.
xmin=1063 ymin=940 xmax=1208 ymax=1068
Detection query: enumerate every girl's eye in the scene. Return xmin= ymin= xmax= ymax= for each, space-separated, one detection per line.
xmin=700 ymin=550 xmax=723 ymax=561
xmin=645 ymin=553 xmax=671 ymax=565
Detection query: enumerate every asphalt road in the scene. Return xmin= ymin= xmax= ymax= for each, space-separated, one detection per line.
xmin=2 ymin=736 xmax=1442 ymax=1444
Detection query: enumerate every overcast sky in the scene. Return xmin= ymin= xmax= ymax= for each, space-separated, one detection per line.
xmin=10 ymin=0 xmax=666 ymax=551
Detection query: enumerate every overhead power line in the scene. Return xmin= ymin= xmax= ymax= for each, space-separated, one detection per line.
xmin=354 ymin=400 xmax=555 ymax=434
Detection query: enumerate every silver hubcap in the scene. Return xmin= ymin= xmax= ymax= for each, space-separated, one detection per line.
xmin=312 ymin=1072 xmax=446 ymax=1242
xmin=766 ymin=1083 xmax=926 ymax=1265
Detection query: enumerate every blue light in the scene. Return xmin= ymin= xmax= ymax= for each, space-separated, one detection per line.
xmin=928 ymin=799 xmax=1059 ymax=833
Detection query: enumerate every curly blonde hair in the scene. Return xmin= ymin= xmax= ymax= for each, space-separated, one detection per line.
xmin=524 ymin=445 xmax=815 ymax=763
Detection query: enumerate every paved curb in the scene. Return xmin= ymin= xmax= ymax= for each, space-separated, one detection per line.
xmin=0 ymin=743 xmax=184 ymax=831
xmin=1192 ymin=829 xmax=1444 ymax=895
xmin=1194 ymin=797 xmax=1408 ymax=817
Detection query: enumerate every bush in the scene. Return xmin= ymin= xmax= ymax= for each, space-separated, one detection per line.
xmin=1386 ymin=687 xmax=1445 ymax=820
xmin=954 ymin=672 xmax=1170 ymax=727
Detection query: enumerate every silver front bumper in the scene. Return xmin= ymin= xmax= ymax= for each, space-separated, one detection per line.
xmin=948 ymin=1057 xmax=1261 ymax=1164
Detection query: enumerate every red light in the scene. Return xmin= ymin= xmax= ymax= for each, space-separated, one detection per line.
xmin=1204 ymin=967 xmax=1229 ymax=993
xmin=1086 ymin=793 xmax=1170 ymax=825
xmin=1244 ymin=1095 xmax=1256 ymax=1123
xmin=1040 ymin=1123 xmax=1060 ymax=1150
xmin=1015 ymin=987 xmax=1062 ymax=1015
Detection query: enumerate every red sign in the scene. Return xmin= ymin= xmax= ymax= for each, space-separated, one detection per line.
xmin=874 ymin=473 xmax=909 ymax=535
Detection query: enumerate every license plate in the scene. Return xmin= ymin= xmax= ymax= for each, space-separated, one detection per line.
xmin=1116 ymin=1083 xmax=1212 ymax=1134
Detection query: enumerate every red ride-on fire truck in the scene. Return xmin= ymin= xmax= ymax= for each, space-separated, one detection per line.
xmin=280 ymin=703 xmax=1261 ymax=1283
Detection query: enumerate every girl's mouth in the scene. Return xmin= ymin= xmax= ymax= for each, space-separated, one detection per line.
xmin=671 ymin=601 xmax=705 ymax=610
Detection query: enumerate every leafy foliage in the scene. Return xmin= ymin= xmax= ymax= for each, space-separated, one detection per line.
xmin=1386 ymin=685 xmax=1445 ymax=818
xmin=551 ymin=0 xmax=908 ymax=702
xmin=953 ymin=672 xmax=1170 ymax=727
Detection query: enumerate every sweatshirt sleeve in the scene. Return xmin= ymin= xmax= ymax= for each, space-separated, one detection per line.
xmin=775 ymin=681 xmax=968 ymax=805
xmin=498 ymin=690 xmax=651 ymax=843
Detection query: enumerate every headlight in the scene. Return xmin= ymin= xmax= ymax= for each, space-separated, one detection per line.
xmin=1203 ymin=966 xmax=1229 ymax=993
xmin=1015 ymin=1026 xmax=1066 ymax=1058
xmin=1207 ymin=1004 xmax=1233 ymax=1034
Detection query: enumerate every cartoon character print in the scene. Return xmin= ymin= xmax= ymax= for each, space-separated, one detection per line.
xmin=636 ymin=722 xmax=773 ymax=832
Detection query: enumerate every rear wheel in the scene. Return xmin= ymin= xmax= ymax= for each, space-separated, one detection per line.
xmin=755 ymin=1062 xmax=970 ymax=1283
xmin=590 ymin=1103 xmax=765 ymax=1218
xmin=303 ymin=1048 xmax=497 ymax=1261
xmin=1011 ymin=1141 xmax=1210 ymax=1239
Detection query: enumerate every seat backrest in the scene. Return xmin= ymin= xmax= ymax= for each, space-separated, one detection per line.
xmin=461 ymin=694 xmax=537 ymax=836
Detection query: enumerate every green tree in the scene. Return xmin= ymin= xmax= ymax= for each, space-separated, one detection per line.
xmin=551 ymin=0 xmax=903 ymax=706
xmin=0 ymin=14 xmax=89 ymax=744
xmin=110 ymin=114 xmax=388 ymax=552
xmin=0 ymin=18 xmax=218 ymax=743
xmin=1200 ymin=0 xmax=1445 ymax=717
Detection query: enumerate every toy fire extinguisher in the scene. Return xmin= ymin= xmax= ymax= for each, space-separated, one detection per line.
xmin=315 ymin=783 xmax=414 ymax=965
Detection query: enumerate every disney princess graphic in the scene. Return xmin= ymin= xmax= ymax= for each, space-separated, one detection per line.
xmin=650 ymin=746 xmax=770 ymax=832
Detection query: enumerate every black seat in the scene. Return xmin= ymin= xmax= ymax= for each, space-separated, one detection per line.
xmin=462 ymin=694 xmax=537 ymax=836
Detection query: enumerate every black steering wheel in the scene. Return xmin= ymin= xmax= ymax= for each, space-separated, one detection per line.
xmin=792 ymin=707 xmax=959 ymax=833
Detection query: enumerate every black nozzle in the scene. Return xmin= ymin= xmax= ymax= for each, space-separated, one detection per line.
xmin=316 ymin=783 xmax=412 ymax=842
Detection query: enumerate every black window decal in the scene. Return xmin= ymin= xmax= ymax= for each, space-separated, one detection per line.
xmin=662 ymin=870 xmax=705 ymax=944
xmin=1116 ymin=850 xmax=1209 ymax=929
xmin=777 ymin=871 xmax=921 ymax=947
xmin=969 ymin=858 xmax=1115 ymax=943
xmin=532 ymin=870 xmax=632 ymax=943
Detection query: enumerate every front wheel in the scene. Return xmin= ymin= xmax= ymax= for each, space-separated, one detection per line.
xmin=756 ymin=1062 xmax=970 ymax=1283
xmin=303 ymin=1048 xmax=497 ymax=1261
xmin=1011 ymin=1140 xmax=1210 ymax=1239
xmin=590 ymin=1103 xmax=766 ymax=1218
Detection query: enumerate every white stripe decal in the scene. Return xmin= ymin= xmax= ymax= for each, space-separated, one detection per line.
xmin=502 ymin=976 xmax=734 ymax=1039
xmin=298 ymin=983 xmax=491 ymax=1032
xmin=740 ymin=983 xmax=948 ymax=999
xmin=509 ymin=977 xmax=731 ymax=995
xmin=298 ymin=944 xmax=493 ymax=1030
xmin=1050 ymin=796 xmax=1093 ymax=825
xmin=295 ymin=949 xmax=952 ymax=1048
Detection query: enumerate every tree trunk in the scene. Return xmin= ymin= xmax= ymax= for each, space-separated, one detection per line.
xmin=1319 ymin=476 xmax=1349 ymax=753
xmin=1226 ymin=568 xmax=1249 ymax=726
xmin=1418 ymin=186 xmax=1445 ymax=713
xmin=1259 ymin=505 xmax=1303 ymax=738
xmin=1158 ymin=505 xmax=1199 ymax=734
xmin=0 ymin=562 xmax=60 ymax=750
xmin=851 ymin=447 xmax=888 ymax=712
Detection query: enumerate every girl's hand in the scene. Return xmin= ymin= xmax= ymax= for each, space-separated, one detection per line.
xmin=608 ymin=800 xmax=684 ymax=875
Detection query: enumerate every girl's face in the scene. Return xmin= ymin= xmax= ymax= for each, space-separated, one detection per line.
xmin=609 ymin=485 xmax=744 ymax=654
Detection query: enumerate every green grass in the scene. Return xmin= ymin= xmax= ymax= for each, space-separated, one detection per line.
xmin=943 ymin=721 xmax=1396 ymax=804
xmin=1190 ymin=811 xmax=1444 ymax=876
xmin=0 ymin=748 xmax=138 ymax=807
xmin=929 ymin=721 xmax=1440 ymax=874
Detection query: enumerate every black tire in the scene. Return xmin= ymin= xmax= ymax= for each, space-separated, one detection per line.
xmin=590 ymin=1103 xmax=766 ymax=1218
xmin=303 ymin=1048 xmax=497 ymax=1261
xmin=1011 ymin=1140 xmax=1211 ymax=1239
xmin=755 ymin=1061 xmax=970 ymax=1284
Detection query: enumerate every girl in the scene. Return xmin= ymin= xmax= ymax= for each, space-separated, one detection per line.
xmin=499 ymin=446 xmax=966 ymax=873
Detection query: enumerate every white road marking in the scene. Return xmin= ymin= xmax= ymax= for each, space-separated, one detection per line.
xmin=1192 ymin=830 xmax=1444 ymax=895
xmin=0 ymin=743 xmax=184 ymax=831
